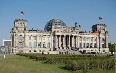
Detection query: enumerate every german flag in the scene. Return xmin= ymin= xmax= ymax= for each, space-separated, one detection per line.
xmin=99 ymin=17 xmax=102 ymax=20
xmin=93 ymin=30 xmax=98 ymax=35
xmin=21 ymin=11 xmax=24 ymax=15
xmin=79 ymin=25 xmax=81 ymax=28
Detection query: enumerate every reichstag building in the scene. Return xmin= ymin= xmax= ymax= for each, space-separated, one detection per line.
xmin=11 ymin=19 xmax=109 ymax=54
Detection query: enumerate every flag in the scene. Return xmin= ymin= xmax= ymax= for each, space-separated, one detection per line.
xmin=93 ymin=30 xmax=98 ymax=35
xmin=79 ymin=25 xmax=81 ymax=28
xmin=21 ymin=11 xmax=24 ymax=15
xmin=99 ymin=17 xmax=102 ymax=20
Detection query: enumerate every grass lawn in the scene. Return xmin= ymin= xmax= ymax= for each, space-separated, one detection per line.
xmin=0 ymin=55 xmax=115 ymax=73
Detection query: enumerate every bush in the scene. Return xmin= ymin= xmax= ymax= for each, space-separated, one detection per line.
xmin=16 ymin=53 xmax=115 ymax=71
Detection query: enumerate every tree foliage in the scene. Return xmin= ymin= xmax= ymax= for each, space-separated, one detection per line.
xmin=108 ymin=43 xmax=116 ymax=52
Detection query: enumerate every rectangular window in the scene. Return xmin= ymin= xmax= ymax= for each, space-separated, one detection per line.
xmin=38 ymin=36 xmax=41 ymax=40
xmin=83 ymin=37 xmax=86 ymax=41
xmin=83 ymin=43 xmax=85 ymax=48
xmin=43 ymin=37 xmax=45 ymax=40
xmin=48 ymin=37 xmax=49 ymax=40
xmin=47 ymin=42 xmax=50 ymax=48
xmin=90 ymin=43 xmax=92 ymax=48
xmin=43 ymin=42 xmax=46 ymax=48
xmin=38 ymin=42 xmax=41 ymax=48
xmin=80 ymin=43 xmax=82 ymax=48
xmin=19 ymin=42 xmax=23 ymax=48
xmin=29 ymin=42 xmax=32 ymax=48
xmin=29 ymin=36 xmax=31 ymax=40
xmin=94 ymin=43 xmax=97 ymax=48
xmin=33 ymin=42 xmax=36 ymax=48
xmin=33 ymin=36 xmax=36 ymax=40
xmin=94 ymin=38 xmax=97 ymax=41
xmin=87 ymin=43 xmax=89 ymax=48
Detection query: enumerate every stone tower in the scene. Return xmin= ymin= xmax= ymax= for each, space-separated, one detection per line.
xmin=11 ymin=19 xmax=28 ymax=53
xmin=14 ymin=19 xmax=28 ymax=32
xmin=92 ymin=24 xmax=108 ymax=52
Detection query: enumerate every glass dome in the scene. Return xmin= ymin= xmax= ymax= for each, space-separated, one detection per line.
xmin=44 ymin=19 xmax=66 ymax=31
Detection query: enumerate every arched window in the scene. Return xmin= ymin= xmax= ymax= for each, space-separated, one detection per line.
xmin=18 ymin=35 xmax=23 ymax=40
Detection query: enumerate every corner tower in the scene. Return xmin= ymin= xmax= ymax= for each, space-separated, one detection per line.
xmin=92 ymin=24 xmax=109 ymax=53
xmin=14 ymin=19 xmax=28 ymax=32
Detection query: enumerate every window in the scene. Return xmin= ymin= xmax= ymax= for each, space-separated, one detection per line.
xmin=19 ymin=42 xmax=23 ymax=48
xmin=29 ymin=42 xmax=32 ymax=48
xmin=38 ymin=36 xmax=41 ymax=40
xmin=34 ymin=50 xmax=37 ymax=52
xmin=79 ymin=37 xmax=82 ymax=41
xmin=43 ymin=37 xmax=45 ymax=40
xmin=47 ymin=42 xmax=50 ymax=48
xmin=29 ymin=50 xmax=31 ymax=52
xmin=20 ymin=22 xmax=22 ymax=24
xmin=38 ymin=42 xmax=41 ymax=48
xmin=94 ymin=38 xmax=97 ymax=41
xmin=29 ymin=36 xmax=31 ymax=40
xmin=48 ymin=37 xmax=50 ymax=40
xmin=43 ymin=42 xmax=46 ymax=48
xmin=83 ymin=43 xmax=85 ymax=48
xmin=87 ymin=43 xmax=89 ymax=48
xmin=33 ymin=42 xmax=36 ymax=48
xmin=33 ymin=36 xmax=36 ymax=40
xmin=18 ymin=35 xmax=23 ymax=40
xmin=90 ymin=43 xmax=92 ymax=48
xmin=80 ymin=43 xmax=82 ymax=48
xmin=91 ymin=38 xmax=93 ymax=41
xmin=83 ymin=37 xmax=86 ymax=41
xmin=94 ymin=43 xmax=97 ymax=48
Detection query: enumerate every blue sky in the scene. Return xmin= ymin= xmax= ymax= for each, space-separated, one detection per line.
xmin=0 ymin=0 xmax=116 ymax=46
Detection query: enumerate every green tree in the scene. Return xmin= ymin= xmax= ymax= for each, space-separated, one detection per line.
xmin=108 ymin=43 xmax=116 ymax=52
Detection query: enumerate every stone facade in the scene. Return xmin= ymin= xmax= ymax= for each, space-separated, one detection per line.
xmin=11 ymin=19 xmax=109 ymax=54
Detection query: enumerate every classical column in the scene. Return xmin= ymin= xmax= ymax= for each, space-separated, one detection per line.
xmin=72 ymin=35 xmax=74 ymax=47
xmin=41 ymin=35 xmax=43 ymax=48
xmin=81 ymin=37 xmax=83 ymax=48
xmin=92 ymin=37 xmax=94 ymax=48
xmin=36 ymin=35 xmax=38 ymax=48
xmin=55 ymin=35 xmax=58 ymax=48
xmin=14 ymin=34 xmax=16 ymax=48
xmin=74 ymin=36 xmax=75 ymax=47
xmin=100 ymin=37 xmax=102 ymax=49
xmin=50 ymin=34 xmax=53 ymax=51
xmin=105 ymin=33 xmax=108 ymax=48
xmin=77 ymin=36 xmax=79 ymax=48
xmin=63 ymin=35 xmax=66 ymax=48
xmin=51 ymin=35 xmax=53 ymax=51
xmin=59 ymin=35 xmax=61 ymax=49
xmin=85 ymin=37 xmax=87 ymax=48
xmin=68 ymin=35 xmax=70 ymax=48
xmin=24 ymin=34 xmax=27 ymax=47
xmin=15 ymin=34 xmax=18 ymax=47
xmin=75 ymin=36 xmax=77 ymax=48
xmin=106 ymin=37 xmax=108 ymax=48
xmin=97 ymin=37 xmax=99 ymax=48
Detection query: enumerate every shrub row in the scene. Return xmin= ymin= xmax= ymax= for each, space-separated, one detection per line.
xmin=16 ymin=53 xmax=115 ymax=71
xmin=65 ymin=59 xmax=115 ymax=71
